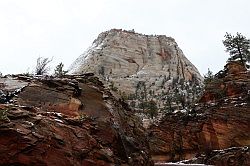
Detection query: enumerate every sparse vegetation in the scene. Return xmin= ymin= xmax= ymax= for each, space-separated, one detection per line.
xmin=125 ymin=75 xmax=203 ymax=118
xmin=120 ymin=91 xmax=128 ymax=100
xmin=204 ymin=68 xmax=214 ymax=85
xmin=223 ymin=32 xmax=250 ymax=64
xmin=35 ymin=57 xmax=52 ymax=75
xmin=145 ymin=100 xmax=158 ymax=118
xmin=54 ymin=62 xmax=68 ymax=77
xmin=138 ymin=100 xmax=158 ymax=118
xmin=0 ymin=109 xmax=8 ymax=120
xmin=98 ymin=66 xmax=105 ymax=77
xmin=109 ymin=81 xmax=118 ymax=91
xmin=78 ymin=113 xmax=88 ymax=121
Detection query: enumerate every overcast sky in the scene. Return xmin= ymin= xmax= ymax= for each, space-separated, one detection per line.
xmin=0 ymin=0 xmax=249 ymax=75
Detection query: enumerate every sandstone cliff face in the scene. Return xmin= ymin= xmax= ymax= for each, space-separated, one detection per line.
xmin=0 ymin=74 xmax=152 ymax=166
xmin=149 ymin=61 xmax=250 ymax=164
xmin=69 ymin=29 xmax=203 ymax=112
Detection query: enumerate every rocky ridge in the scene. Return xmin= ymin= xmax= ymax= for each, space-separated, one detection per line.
xmin=149 ymin=61 xmax=250 ymax=164
xmin=69 ymin=29 xmax=203 ymax=114
xmin=0 ymin=74 xmax=152 ymax=166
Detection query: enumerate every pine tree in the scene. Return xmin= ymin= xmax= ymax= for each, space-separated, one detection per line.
xmin=145 ymin=100 xmax=158 ymax=118
xmin=223 ymin=32 xmax=250 ymax=64
xmin=204 ymin=68 xmax=214 ymax=84
xmin=54 ymin=62 xmax=68 ymax=77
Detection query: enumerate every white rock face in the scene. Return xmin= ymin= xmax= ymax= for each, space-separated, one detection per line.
xmin=70 ymin=29 xmax=202 ymax=92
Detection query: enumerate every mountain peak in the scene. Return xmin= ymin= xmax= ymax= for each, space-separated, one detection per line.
xmin=99 ymin=28 xmax=175 ymax=40
xmin=69 ymin=29 xmax=203 ymax=113
xmin=70 ymin=28 xmax=201 ymax=80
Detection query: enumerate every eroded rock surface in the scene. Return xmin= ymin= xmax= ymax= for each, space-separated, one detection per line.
xmin=184 ymin=146 xmax=250 ymax=166
xmin=0 ymin=74 xmax=152 ymax=166
xmin=69 ymin=29 xmax=203 ymax=112
xmin=149 ymin=61 xmax=250 ymax=163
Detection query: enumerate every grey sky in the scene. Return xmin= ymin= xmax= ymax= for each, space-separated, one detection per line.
xmin=0 ymin=0 xmax=249 ymax=75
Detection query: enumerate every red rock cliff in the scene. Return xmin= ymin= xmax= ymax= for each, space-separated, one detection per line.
xmin=149 ymin=61 xmax=250 ymax=164
xmin=0 ymin=74 xmax=153 ymax=166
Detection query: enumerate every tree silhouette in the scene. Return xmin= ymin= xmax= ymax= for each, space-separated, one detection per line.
xmin=35 ymin=57 xmax=52 ymax=75
xmin=54 ymin=62 xmax=68 ymax=77
xmin=223 ymin=32 xmax=250 ymax=64
xmin=204 ymin=68 xmax=214 ymax=85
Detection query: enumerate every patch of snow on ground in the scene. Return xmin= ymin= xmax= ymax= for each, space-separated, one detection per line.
xmin=247 ymin=62 xmax=250 ymax=71
xmin=54 ymin=119 xmax=63 ymax=123
xmin=173 ymin=109 xmax=187 ymax=114
xmin=155 ymin=163 xmax=210 ymax=166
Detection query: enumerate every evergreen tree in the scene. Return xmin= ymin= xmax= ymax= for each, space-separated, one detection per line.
xmin=98 ymin=66 xmax=105 ymax=77
xmin=204 ymin=68 xmax=214 ymax=84
xmin=165 ymin=95 xmax=173 ymax=112
xmin=223 ymin=32 xmax=250 ymax=63
xmin=54 ymin=62 xmax=68 ymax=77
xmin=145 ymin=100 xmax=158 ymax=118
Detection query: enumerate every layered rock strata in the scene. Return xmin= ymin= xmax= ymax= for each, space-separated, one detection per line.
xmin=149 ymin=61 xmax=250 ymax=163
xmin=0 ymin=74 xmax=152 ymax=166
xmin=184 ymin=146 xmax=250 ymax=166
xmin=69 ymin=29 xmax=203 ymax=111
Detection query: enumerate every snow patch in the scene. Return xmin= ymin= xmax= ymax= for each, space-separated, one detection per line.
xmin=54 ymin=119 xmax=63 ymax=123
xmin=173 ymin=109 xmax=187 ymax=114
xmin=155 ymin=163 xmax=210 ymax=166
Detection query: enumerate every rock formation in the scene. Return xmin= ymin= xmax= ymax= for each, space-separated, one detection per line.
xmin=0 ymin=74 xmax=153 ymax=165
xmin=69 ymin=29 xmax=203 ymax=114
xmin=154 ymin=146 xmax=250 ymax=166
xmin=183 ymin=146 xmax=250 ymax=166
xmin=2 ymin=29 xmax=249 ymax=166
xmin=149 ymin=61 xmax=250 ymax=164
